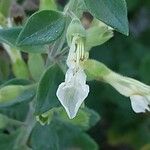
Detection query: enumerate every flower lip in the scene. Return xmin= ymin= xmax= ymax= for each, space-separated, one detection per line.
xmin=56 ymin=69 xmax=89 ymax=119
xmin=130 ymin=95 xmax=150 ymax=113
xmin=104 ymin=71 xmax=150 ymax=113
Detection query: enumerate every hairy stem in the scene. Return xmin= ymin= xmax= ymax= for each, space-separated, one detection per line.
xmin=14 ymin=102 xmax=36 ymax=149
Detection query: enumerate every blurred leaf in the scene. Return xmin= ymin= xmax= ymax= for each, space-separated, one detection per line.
xmin=28 ymin=53 xmax=45 ymax=81
xmin=139 ymin=54 xmax=150 ymax=84
xmin=0 ymin=27 xmax=21 ymax=46
xmin=17 ymin=10 xmax=66 ymax=46
xmin=85 ymin=107 xmax=100 ymax=129
xmin=0 ymin=79 xmax=36 ymax=107
xmin=12 ymin=58 xmax=29 ymax=79
xmin=14 ymin=145 xmax=32 ymax=150
xmin=107 ymin=118 xmax=150 ymax=149
xmin=56 ymin=107 xmax=90 ymax=129
xmin=139 ymin=29 xmax=150 ymax=47
xmin=0 ymin=0 xmax=12 ymax=17
xmin=70 ymin=0 xmax=87 ymax=18
xmin=0 ymin=27 xmax=48 ymax=53
xmin=84 ymin=0 xmax=129 ymax=35
xmin=0 ymin=85 xmax=35 ymax=107
xmin=31 ymin=123 xmax=59 ymax=150
xmin=51 ymin=107 xmax=100 ymax=130
xmin=0 ymin=12 xmax=7 ymax=26
xmin=0 ymin=114 xmax=8 ymax=129
xmin=31 ymin=120 xmax=99 ymax=150
xmin=0 ymin=131 xmax=19 ymax=150
xmin=0 ymin=113 xmax=24 ymax=129
xmin=0 ymin=129 xmax=30 ymax=150
xmin=0 ymin=102 xmax=29 ymax=121
xmin=40 ymin=0 xmax=57 ymax=11
xmin=141 ymin=0 xmax=150 ymax=8
xmin=54 ymin=119 xmax=99 ymax=150
xmin=35 ymin=64 xmax=64 ymax=115
xmin=126 ymin=0 xmax=140 ymax=11
xmin=0 ymin=56 xmax=10 ymax=81
xmin=141 ymin=144 xmax=150 ymax=150
xmin=20 ymin=45 xmax=48 ymax=53
xmin=0 ymin=78 xmax=32 ymax=87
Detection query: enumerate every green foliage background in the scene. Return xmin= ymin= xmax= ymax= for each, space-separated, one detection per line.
xmin=87 ymin=1 xmax=150 ymax=149
xmin=0 ymin=0 xmax=150 ymax=150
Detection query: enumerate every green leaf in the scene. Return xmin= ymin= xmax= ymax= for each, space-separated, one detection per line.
xmin=139 ymin=54 xmax=150 ymax=83
xmin=0 ymin=114 xmax=9 ymax=129
xmin=84 ymin=107 xmax=100 ymax=129
xmin=20 ymin=45 xmax=48 ymax=53
xmin=53 ymin=107 xmax=100 ymax=130
xmin=31 ymin=123 xmax=59 ymax=150
xmin=35 ymin=64 xmax=64 ymax=115
xmin=84 ymin=0 xmax=129 ymax=35
xmin=0 ymin=27 xmax=21 ymax=46
xmin=14 ymin=145 xmax=32 ymax=150
xmin=17 ymin=10 xmax=66 ymax=46
xmin=70 ymin=133 xmax=98 ymax=150
xmin=69 ymin=0 xmax=87 ymax=18
xmin=40 ymin=0 xmax=57 ymax=11
xmin=0 ymin=56 xmax=10 ymax=81
xmin=0 ymin=0 xmax=12 ymax=17
xmin=0 ymin=12 xmax=6 ymax=27
xmin=0 ymin=85 xmax=35 ymax=107
xmin=12 ymin=58 xmax=29 ymax=79
xmin=0 ymin=78 xmax=32 ymax=88
xmin=0 ymin=27 xmax=48 ymax=53
xmin=0 ymin=102 xmax=29 ymax=121
xmin=0 ymin=79 xmax=36 ymax=107
xmin=0 ymin=113 xmax=24 ymax=129
xmin=53 ymin=119 xmax=99 ymax=150
xmin=0 ymin=129 xmax=30 ymax=150
xmin=31 ymin=120 xmax=99 ymax=150
xmin=0 ymin=131 xmax=19 ymax=150
xmin=28 ymin=53 xmax=45 ymax=81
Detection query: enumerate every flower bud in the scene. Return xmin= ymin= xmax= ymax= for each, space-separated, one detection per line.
xmin=0 ymin=85 xmax=25 ymax=103
xmin=12 ymin=58 xmax=29 ymax=79
xmin=2 ymin=43 xmax=29 ymax=79
xmin=36 ymin=110 xmax=53 ymax=126
xmin=85 ymin=25 xmax=113 ymax=51
xmin=66 ymin=18 xmax=86 ymax=46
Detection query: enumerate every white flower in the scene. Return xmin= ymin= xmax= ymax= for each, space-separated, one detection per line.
xmin=130 ymin=95 xmax=150 ymax=113
xmin=105 ymin=72 xmax=150 ymax=113
xmin=56 ymin=35 xmax=89 ymax=119
xmin=57 ymin=69 xmax=89 ymax=119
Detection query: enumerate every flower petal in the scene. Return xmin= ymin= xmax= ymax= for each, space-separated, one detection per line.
xmin=65 ymin=69 xmax=87 ymax=85
xmin=66 ymin=37 xmax=76 ymax=69
xmin=56 ymin=82 xmax=89 ymax=119
xmin=56 ymin=69 xmax=89 ymax=119
xmin=130 ymin=95 xmax=150 ymax=113
xmin=105 ymin=72 xmax=150 ymax=97
xmin=76 ymin=69 xmax=87 ymax=85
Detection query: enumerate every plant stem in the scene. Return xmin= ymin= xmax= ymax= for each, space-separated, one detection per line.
xmin=14 ymin=102 xmax=36 ymax=149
